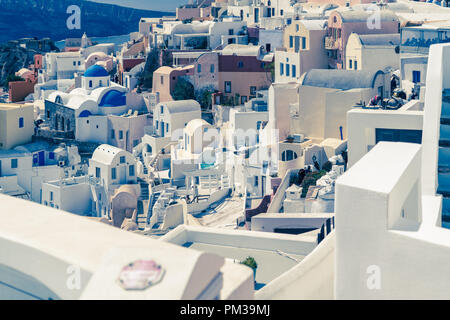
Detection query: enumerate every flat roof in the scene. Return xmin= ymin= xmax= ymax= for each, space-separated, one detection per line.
xmin=0 ymin=103 xmax=33 ymax=111
xmin=183 ymin=242 xmax=304 ymax=287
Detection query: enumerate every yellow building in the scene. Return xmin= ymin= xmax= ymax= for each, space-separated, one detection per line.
xmin=0 ymin=103 xmax=34 ymax=150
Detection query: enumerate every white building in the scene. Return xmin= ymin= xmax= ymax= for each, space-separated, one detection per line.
xmin=142 ymin=100 xmax=202 ymax=162
xmin=347 ymin=99 xmax=424 ymax=167
xmin=40 ymin=52 xmax=85 ymax=82
xmin=345 ymin=33 xmax=400 ymax=72
xmin=336 ymin=42 xmax=450 ymax=299
xmin=88 ymin=144 xmax=138 ymax=217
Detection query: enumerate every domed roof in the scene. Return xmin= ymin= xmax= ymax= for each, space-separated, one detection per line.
xmin=84 ymin=64 xmax=109 ymax=77
xmin=99 ymin=89 xmax=126 ymax=107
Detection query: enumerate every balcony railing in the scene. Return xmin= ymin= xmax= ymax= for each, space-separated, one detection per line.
xmin=325 ymin=36 xmax=339 ymax=50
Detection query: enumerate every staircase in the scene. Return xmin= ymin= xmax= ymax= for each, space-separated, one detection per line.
xmin=437 ymin=88 xmax=450 ymax=228
xmin=136 ymin=179 xmax=150 ymax=230
xmin=147 ymin=192 xmax=161 ymax=227
xmin=139 ymin=179 xmax=149 ymax=200
xmin=138 ymin=153 xmax=148 ymax=175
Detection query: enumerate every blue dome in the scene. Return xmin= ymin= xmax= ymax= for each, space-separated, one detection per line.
xmin=84 ymin=65 xmax=109 ymax=77
xmin=99 ymin=90 xmax=126 ymax=107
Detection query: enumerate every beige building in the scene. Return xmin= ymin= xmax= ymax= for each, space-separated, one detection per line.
xmin=275 ymin=20 xmax=328 ymax=84
xmin=293 ymin=69 xmax=390 ymax=141
xmin=345 ymin=33 xmax=400 ymax=72
xmin=0 ymin=103 xmax=34 ymax=150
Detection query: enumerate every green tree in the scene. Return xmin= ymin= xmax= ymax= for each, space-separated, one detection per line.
xmin=195 ymin=86 xmax=215 ymax=110
xmin=4 ymin=74 xmax=24 ymax=90
xmin=138 ymin=48 xmax=160 ymax=90
xmin=172 ymin=78 xmax=195 ymax=101
xmin=301 ymin=170 xmax=328 ymax=198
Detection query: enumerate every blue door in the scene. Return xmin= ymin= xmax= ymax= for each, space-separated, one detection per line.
xmin=38 ymin=151 xmax=45 ymax=166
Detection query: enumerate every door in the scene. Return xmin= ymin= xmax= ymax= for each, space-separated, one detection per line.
xmin=378 ymin=86 xmax=384 ymax=99
xmin=261 ymin=176 xmax=266 ymax=196
xmin=160 ymin=121 xmax=165 ymax=137
xmin=119 ymin=166 xmax=127 ymax=184
xmin=38 ymin=151 xmax=45 ymax=166
xmin=294 ymin=36 xmax=300 ymax=53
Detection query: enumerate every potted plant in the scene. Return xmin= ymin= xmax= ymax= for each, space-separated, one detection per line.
xmin=240 ymin=256 xmax=258 ymax=281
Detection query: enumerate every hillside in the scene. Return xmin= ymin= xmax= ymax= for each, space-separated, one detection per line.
xmin=0 ymin=0 xmax=173 ymax=43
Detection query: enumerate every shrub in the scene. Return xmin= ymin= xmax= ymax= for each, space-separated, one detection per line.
xmin=240 ymin=256 xmax=258 ymax=272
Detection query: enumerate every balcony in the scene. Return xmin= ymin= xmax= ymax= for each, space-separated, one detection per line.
xmin=324 ymin=36 xmax=339 ymax=50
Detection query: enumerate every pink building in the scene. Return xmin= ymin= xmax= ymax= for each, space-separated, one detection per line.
xmin=85 ymin=52 xmax=114 ymax=72
xmin=176 ymin=0 xmax=214 ymax=21
xmin=153 ymin=45 xmax=273 ymax=105
xmin=325 ymin=9 xmax=400 ymax=69
xmin=192 ymin=45 xmax=273 ymax=105
xmin=152 ymin=65 xmax=195 ymax=103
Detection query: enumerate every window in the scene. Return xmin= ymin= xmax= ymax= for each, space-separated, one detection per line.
xmin=412 ymin=70 xmax=421 ymax=83
xmin=302 ymin=37 xmax=306 ymax=49
xmin=166 ymin=123 xmax=169 ymax=133
xmin=119 ymin=130 xmax=123 ymax=140
xmin=47 ymin=110 xmax=50 ymax=119
xmin=50 ymin=192 xmax=53 ymax=201
xmin=133 ymin=139 xmax=139 ymax=147
xmin=282 ymin=150 xmax=298 ymax=161
xmin=78 ymin=61 xmax=81 ymax=66
xmin=250 ymin=86 xmax=257 ymax=95
xmin=286 ymin=64 xmax=290 ymax=77
xmin=160 ymin=76 xmax=164 ymax=84
xmin=19 ymin=117 xmax=24 ymax=128
xmin=349 ymin=60 xmax=353 ymax=69
xmin=89 ymin=80 xmax=92 ymax=88
xmin=375 ymin=128 xmax=422 ymax=144
xmin=296 ymin=24 xmax=299 ymax=32
xmin=155 ymin=120 xmax=159 ymax=130
xmin=160 ymin=105 xmax=164 ymax=114
xmin=292 ymin=65 xmax=296 ymax=78
xmin=266 ymin=43 xmax=271 ymax=52
xmin=111 ymin=129 xmax=115 ymax=139
xmin=354 ymin=60 xmax=358 ymax=70
xmin=99 ymin=80 xmax=102 ymax=87
xmin=238 ymin=61 xmax=244 ymax=68
xmin=198 ymin=64 xmax=202 ymax=73
xmin=289 ymin=36 xmax=293 ymax=48
xmin=95 ymin=167 xmax=101 ymax=178
xmin=73 ymin=61 xmax=76 ymax=66
xmin=11 ymin=158 xmax=18 ymax=169
xmin=111 ymin=168 xmax=116 ymax=180
xmin=280 ymin=63 xmax=284 ymax=75
xmin=225 ymin=81 xmax=232 ymax=93
xmin=257 ymin=121 xmax=262 ymax=130
xmin=280 ymin=9 xmax=284 ymax=16
xmin=129 ymin=165 xmax=135 ymax=177
xmin=210 ymin=64 xmax=215 ymax=73
xmin=254 ymin=176 xmax=258 ymax=187
xmin=241 ymin=96 xmax=247 ymax=104
xmin=49 ymin=152 xmax=55 ymax=160
xmin=120 ymin=156 xmax=126 ymax=164
xmin=228 ymin=29 xmax=234 ymax=36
